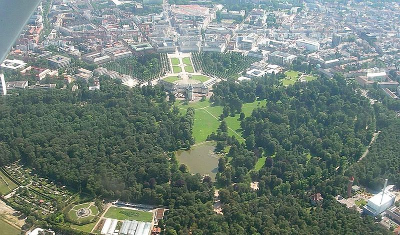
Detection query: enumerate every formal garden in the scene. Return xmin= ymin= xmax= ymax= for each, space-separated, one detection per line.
xmin=192 ymin=52 xmax=260 ymax=79
xmin=105 ymin=53 xmax=171 ymax=81
xmin=67 ymin=202 xmax=100 ymax=224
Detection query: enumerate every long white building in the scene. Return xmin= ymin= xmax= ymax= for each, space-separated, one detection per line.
xmin=296 ymin=39 xmax=320 ymax=52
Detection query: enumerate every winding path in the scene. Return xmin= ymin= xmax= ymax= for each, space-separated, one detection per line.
xmin=358 ymin=131 xmax=380 ymax=162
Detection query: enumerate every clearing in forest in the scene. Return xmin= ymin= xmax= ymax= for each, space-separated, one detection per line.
xmin=178 ymin=99 xmax=267 ymax=143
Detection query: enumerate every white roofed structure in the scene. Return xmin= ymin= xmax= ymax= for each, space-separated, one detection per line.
xmin=101 ymin=218 xmax=112 ymax=235
xmin=364 ymin=179 xmax=396 ymax=216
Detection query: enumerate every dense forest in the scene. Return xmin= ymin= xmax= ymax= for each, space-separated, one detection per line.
xmin=0 ymin=74 xmax=396 ymax=234
xmin=211 ymin=76 xmax=377 ymax=194
xmin=162 ymin=76 xmax=390 ymax=234
xmin=0 ymin=79 xmax=195 ymax=203
xmin=164 ymin=192 xmax=388 ymax=234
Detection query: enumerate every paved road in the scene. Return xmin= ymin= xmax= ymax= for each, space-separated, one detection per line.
xmin=91 ymin=203 xmax=111 ymax=233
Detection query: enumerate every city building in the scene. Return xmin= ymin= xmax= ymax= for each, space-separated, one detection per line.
xmin=6 ymin=81 xmax=29 ymax=90
xmin=296 ymin=39 xmax=320 ymax=52
xmin=170 ymin=5 xmax=213 ymax=29
xmin=268 ymin=51 xmax=297 ymax=66
xmin=246 ymin=69 xmax=266 ymax=78
xmin=386 ymin=206 xmax=400 ymax=224
xmin=75 ymin=68 xmax=93 ymax=81
xmin=0 ymin=74 xmax=6 ymax=96
xmin=332 ymin=34 xmax=342 ymax=47
xmin=237 ymin=34 xmax=259 ymax=51
xmin=47 ymin=55 xmax=71 ymax=68
xmin=83 ymin=52 xmax=112 ymax=65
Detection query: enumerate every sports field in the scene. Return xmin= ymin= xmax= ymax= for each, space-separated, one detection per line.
xmin=0 ymin=171 xmax=17 ymax=195
xmin=0 ymin=219 xmax=20 ymax=235
xmin=104 ymin=207 xmax=153 ymax=222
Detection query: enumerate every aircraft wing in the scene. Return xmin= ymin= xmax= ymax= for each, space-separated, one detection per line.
xmin=0 ymin=0 xmax=42 ymax=64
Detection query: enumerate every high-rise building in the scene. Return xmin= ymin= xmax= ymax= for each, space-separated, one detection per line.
xmin=332 ymin=34 xmax=342 ymax=47
xmin=0 ymin=73 xmax=6 ymax=96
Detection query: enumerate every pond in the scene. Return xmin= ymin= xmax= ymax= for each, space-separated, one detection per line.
xmin=176 ymin=142 xmax=219 ymax=180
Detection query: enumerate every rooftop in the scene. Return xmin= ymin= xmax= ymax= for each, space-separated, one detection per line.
xmin=1 ymin=59 xmax=26 ymax=70
xmin=368 ymin=191 xmax=395 ymax=207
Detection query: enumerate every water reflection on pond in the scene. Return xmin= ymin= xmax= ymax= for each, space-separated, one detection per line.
xmin=176 ymin=142 xmax=219 ymax=180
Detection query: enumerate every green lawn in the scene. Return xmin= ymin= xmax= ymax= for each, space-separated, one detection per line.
xmin=185 ymin=65 xmax=194 ymax=73
xmin=171 ymin=58 xmax=180 ymax=66
xmin=68 ymin=208 xmax=79 ymax=220
xmin=254 ymin=157 xmax=267 ymax=171
xmin=163 ymin=76 xmax=180 ymax=83
xmin=104 ymin=207 xmax=153 ymax=222
xmin=0 ymin=171 xmax=18 ymax=195
xmin=285 ymin=70 xmax=300 ymax=79
xmin=304 ymin=75 xmax=317 ymax=81
xmin=191 ymin=75 xmax=210 ymax=82
xmin=224 ymin=100 xmax=267 ymax=142
xmin=282 ymin=79 xmax=296 ymax=86
xmin=182 ymin=57 xmax=192 ymax=66
xmin=355 ymin=199 xmax=367 ymax=208
xmin=306 ymin=153 xmax=312 ymax=163
xmin=193 ymin=109 xmax=221 ymax=143
xmin=178 ymin=100 xmax=266 ymax=143
xmin=173 ymin=66 xmax=182 ymax=73
xmin=178 ymin=101 xmax=221 ymax=143
xmin=177 ymin=100 xmax=210 ymax=111
xmin=282 ymin=70 xmax=300 ymax=86
xmin=241 ymin=100 xmax=266 ymax=116
xmin=90 ymin=205 xmax=99 ymax=215
xmin=0 ymin=219 xmax=20 ymax=235
xmin=71 ymin=221 xmax=97 ymax=233
xmin=73 ymin=202 xmax=91 ymax=210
